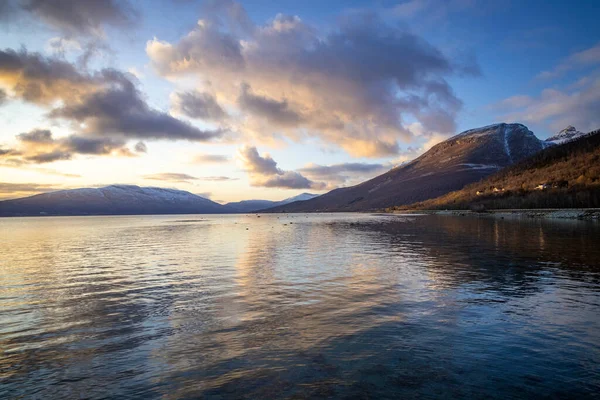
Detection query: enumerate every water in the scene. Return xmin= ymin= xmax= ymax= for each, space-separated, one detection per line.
xmin=1 ymin=213 xmax=599 ymax=399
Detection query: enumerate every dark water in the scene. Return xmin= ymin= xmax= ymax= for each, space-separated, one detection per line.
xmin=1 ymin=214 xmax=599 ymax=399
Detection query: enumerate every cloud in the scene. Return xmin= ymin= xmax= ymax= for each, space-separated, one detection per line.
xmin=0 ymin=128 xmax=134 ymax=164
xmin=0 ymin=1 xmax=17 ymax=21
xmin=258 ymin=171 xmax=318 ymax=189
xmin=142 ymin=173 xmax=237 ymax=183
xmin=147 ymin=3 xmax=478 ymax=157
xmin=200 ymin=176 xmax=237 ymax=181
xmin=303 ymin=162 xmax=387 ymax=175
xmin=7 ymin=0 xmax=138 ymax=37
xmin=47 ymin=37 xmax=82 ymax=55
xmin=237 ymin=145 xmax=325 ymax=189
xmin=237 ymin=145 xmax=279 ymax=175
xmin=147 ymin=19 xmax=245 ymax=77
xmin=238 ymin=83 xmax=302 ymax=127
xmin=0 ymin=147 xmax=16 ymax=156
xmin=0 ymin=88 xmax=6 ymax=105
xmin=143 ymin=173 xmax=198 ymax=183
xmin=0 ymin=48 xmax=103 ymax=105
xmin=0 ymin=182 xmax=64 ymax=200
xmin=134 ymin=141 xmax=147 ymax=153
xmin=192 ymin=153 xmax=229 ymax=163
xmin=45 ymin=38 xmax=112 ymax=70
xmin=537 ymin=42 xmax=600 ymax=80
xmin=0 ymin=48 xmax=225 ymax=143
xmin=76 ymin=41 xmax=114 ymax=69
xmin=127 ymin=67 xmax=144 ymax=79
xmin=171 ymin=90 xmax=227 ymax=121
xmin=201 ymin=0 xmax=255 ymax=36
xmin=495 ymin=77 xmax=600 ymax=134
xmin=48 ymin=74 xmax=226 ymax=142
xmin=299 ymin=162 xmax=389 ymax=187
xmin=31 ymin=168 xmax=81 ymax=178
xmin=490 ymin=95 xmax=534 ymax=111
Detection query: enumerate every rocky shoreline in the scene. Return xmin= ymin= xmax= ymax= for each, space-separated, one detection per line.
xmin=392 ymin=208 xmax=600 ymax=220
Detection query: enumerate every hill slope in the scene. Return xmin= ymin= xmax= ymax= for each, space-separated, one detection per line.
xmin=225 ymin=193 xmax=319 ymax=213
xmin=399 ymin=129 xmax=600 ymax=210
xmin=0 ymin=185 xmax=231 ymax=216
xmin=265 ymin=123 xmax=545 ymax=212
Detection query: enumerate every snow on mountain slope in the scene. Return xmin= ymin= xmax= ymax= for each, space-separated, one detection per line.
xmin=545 ymin=126 xmax=587 ymax=145
xmin=0 ymin=185 xmax=229 ymax=216
xmin=279 ymin=193 xmax=320 ymax=204
xmin=225 ymin=193 xmax=320 ymax=213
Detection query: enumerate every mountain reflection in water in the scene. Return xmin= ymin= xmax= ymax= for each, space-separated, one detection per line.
xmin=1 ymin=214 xmax=599 ymax=399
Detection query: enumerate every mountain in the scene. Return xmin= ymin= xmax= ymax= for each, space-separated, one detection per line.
xmin=224 ymin=200 xmax=278 ymax=213
xmin=225 ymin=193 xmax=319 ymax=213
xmin=265 ymin=123 xmax=546 ymax=212
xmin=546 ymin=125 xmax=587 ymax=145
xmin=400 ymin=128 xmax=600 ymax=210
xmin=283 ymin=193 xmax=321 ymax=203
xmin=0 ymin=185 xmax=231 ymax=216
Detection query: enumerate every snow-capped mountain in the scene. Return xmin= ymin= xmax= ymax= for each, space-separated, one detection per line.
xmin=280 ymin=193 xmax=320 ymax=204
xmin=0 ymin=185 xmax=322 ymax=216
xmin=265 ymin=123 xmax=546 ymax=212
xmin=545 ymin=126 xmax=587 ymax=145
xmin=0 ymin=185 xmax=231 ymax=216
xmin=225 ymin=193 xmax=319 ymax=213
xmin=412 ymin=127 xmax=600 ymax=210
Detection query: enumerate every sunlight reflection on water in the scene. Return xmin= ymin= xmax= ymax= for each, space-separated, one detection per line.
xmin=1 ymin=214 xmax=599 ymax=398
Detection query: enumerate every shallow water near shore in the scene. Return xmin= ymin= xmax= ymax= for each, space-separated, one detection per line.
xmin=1 ymin=213 xmax=600 ymax=398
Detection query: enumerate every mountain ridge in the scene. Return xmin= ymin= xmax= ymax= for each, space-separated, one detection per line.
xmin=398 ymin=128 xmax=600 ymax=210
xmin=225 ymin=193 xmax=319 ymax=213
xmin=545 ymin=125 xmax=587 ymax=145
xmin=4 ymin=123 xmax=587 ymax=217
xmin=0 ymin=186 xmax=321 ymax=216
xmin=0 ymin=184 xmax=230 ymax=216
xmin=264 ymin=123 xmax=545 ymax=212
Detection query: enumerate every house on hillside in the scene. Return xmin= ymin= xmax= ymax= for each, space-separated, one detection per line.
xmin=536 ymin=183 xmax=549 ymax=190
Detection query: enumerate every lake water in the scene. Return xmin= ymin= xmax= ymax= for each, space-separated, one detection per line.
xmin=1 ymin=213 xmax=599 ymax=399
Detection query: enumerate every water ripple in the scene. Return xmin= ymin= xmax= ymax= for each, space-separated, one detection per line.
xmin=1 ymin=214 xmax=599 ymax=398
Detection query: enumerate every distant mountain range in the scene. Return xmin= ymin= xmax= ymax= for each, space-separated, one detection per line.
xmin=265 ymin=123 xmax=545 ymax=212
xmin=400 ymin=127 xmax=600 ymax=210
xmin=2 ymin=123 xmax=595 ymax=217
xmin=225 ymin=193 xmax=319 ymax=213
xmin=0 ymin=185 xmax=319 ymax=217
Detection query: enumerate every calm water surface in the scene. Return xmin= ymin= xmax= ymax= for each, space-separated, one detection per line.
xmin=1 ymin=214 xmax=600 ymax=399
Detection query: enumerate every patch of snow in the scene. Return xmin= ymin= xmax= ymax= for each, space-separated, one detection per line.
xmin=460 ymin=163 xmax=500 ymax=170
xmin=454 ymin=122 xmax=529 ymax=140
xmin=281 ymin=193 xmax=319 ymax=204
xmin=545 ymin=126 xmax=586 ymax=145
xmin=455 ymin=123 xmax=506 ymax=138
xmin=503 ymin=124 xmax=513 ymax=163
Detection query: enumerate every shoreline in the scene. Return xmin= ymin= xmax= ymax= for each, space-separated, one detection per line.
xmin=390 ymin=208 xmax=600 ymax=220
xmin=2 ymin=209 xmax=600 ymax=220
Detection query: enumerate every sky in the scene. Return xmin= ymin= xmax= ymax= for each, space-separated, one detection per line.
xmin=0 ymin=0 xmax=599 ymax=203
